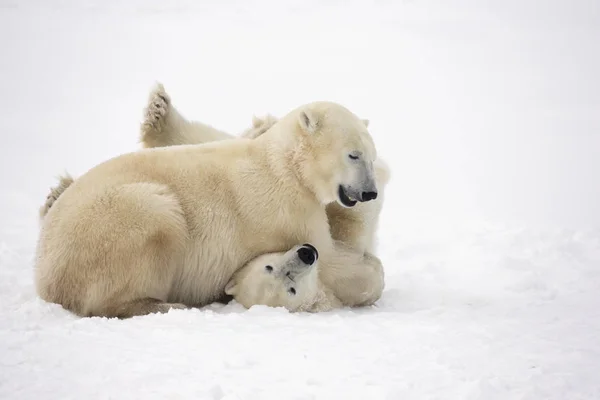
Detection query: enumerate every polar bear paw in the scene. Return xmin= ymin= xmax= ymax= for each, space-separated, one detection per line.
xmin=241 ymin=114 xmax=279 ymax=139
xmin=140 ymin=83 xmax=172 ymax=145
xmin=39 ymin=173 xmax=75 ymax=220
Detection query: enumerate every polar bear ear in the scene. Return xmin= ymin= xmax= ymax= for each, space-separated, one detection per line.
xmin=362 ymin=119 xmax=370 ymax=128
xmin=225 ymin=279 xmax=238 ymax=295
xmin=298 ymin=109 xmax=319 ymax=134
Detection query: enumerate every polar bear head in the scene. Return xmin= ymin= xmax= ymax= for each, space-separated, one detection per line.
xmin=260 ymin=101 xmax=378 ymax=209
xmin=225 ymin=244 xmax=321 ymax=312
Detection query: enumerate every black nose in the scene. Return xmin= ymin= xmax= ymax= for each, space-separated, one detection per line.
xmin=302 ymin=243 xmax=318 ymax=260
xmin=361 ymin=191 xmax=378 ymax=202
xmin=297 ymin=244 xmax=318 ymax=265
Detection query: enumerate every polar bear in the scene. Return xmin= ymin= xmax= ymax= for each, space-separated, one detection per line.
xmin=224 ymin=235 xmax=384 ymax=312
xmin=139 ymin=83 xmax=389 ymax=254
xmin=36 ymin=100 xmax=384 ymax=318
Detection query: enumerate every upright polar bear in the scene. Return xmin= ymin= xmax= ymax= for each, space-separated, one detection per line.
xmin=36 ymin=100 xmax=384 ymax=318
xmin=139 ymin=84 xmax=389 ymax=255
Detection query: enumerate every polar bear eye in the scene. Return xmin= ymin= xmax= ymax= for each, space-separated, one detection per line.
xmin=288 ymin=287 xmax=296 ymax=295
xmin=265 ymin=265 xmax=273 ymax=273
xmin=348 ymin=154 xmax=359 ymax=160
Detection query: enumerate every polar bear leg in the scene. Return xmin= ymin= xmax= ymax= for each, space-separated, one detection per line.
xmin=320 ymin=245 xmax=385 ymax=307
xmin=140 ymin=83 xmax=233 ymax=148
xmin=86 ymin=183 xmax=189 ymax=318
xmin=37 ymin=182 xmax=189 ymax=318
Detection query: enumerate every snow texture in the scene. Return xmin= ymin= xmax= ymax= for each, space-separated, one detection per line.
xmin=1 ymin=1 xmax=599 ymax=399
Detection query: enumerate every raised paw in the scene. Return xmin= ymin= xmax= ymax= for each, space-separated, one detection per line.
xmin=141 ymin=83 xmax=171 ymax=132
xmin=241 ymin=114 xmax=279 ymax=139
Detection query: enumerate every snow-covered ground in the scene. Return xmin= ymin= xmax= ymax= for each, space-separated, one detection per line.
xmin=1 ymin=1 xmax=600 ymax=399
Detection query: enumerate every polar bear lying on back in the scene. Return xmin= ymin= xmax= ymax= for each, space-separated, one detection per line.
xmin=225 ymin=242 xmax=385 ymax=312
xmin=36 ymin=100 xmax=384 ymax=317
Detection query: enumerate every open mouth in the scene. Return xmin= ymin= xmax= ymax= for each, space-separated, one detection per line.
xmin=338 ymin=185 xmax=357 ymax=207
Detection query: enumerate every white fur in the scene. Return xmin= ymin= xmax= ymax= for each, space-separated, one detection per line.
xmin=36 ymin=100 xmax=385 ymax=318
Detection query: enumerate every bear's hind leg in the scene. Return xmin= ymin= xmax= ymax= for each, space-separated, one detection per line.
xmin=59 ymin=182 xmax=189 ymax=318
xmin=239 ymin=114 xmax=279 ymax=139
xmin=140 ymin=83 xmax=233 ymax=148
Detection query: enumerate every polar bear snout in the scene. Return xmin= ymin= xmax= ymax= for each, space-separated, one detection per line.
xmin=297 ymin=244 xmax=318 ymax=265
xmin=337 ymin=159 xmax=379 ymax=207
xmin=338 ymin=184 xmax=378 ymax=207
xmin=357 ymin=167 xmax=378 ymax=202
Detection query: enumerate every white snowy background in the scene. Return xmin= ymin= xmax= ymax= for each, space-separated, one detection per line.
xmin=1 ymin=0 xmax=599 ymax=399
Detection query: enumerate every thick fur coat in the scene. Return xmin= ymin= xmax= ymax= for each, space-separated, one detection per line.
xmin=36 ymin=100 xmax=385 ymax=317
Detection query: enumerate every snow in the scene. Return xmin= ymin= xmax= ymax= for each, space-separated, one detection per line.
xmin=1 ymin=0 xmax=600 ymax=399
